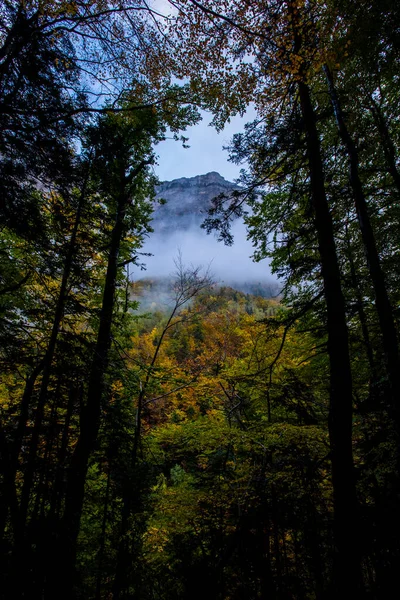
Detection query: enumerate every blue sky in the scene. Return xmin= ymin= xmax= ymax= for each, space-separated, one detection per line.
xmin=143 ymin=107 xmax=275 ymax=287
xmin=154 ymin=109 xmax=256 ymax=183
xmin=149 ymin=1 xmax=257 ymax=184
xmin=144 ymin=2 xmax=274 ymax=285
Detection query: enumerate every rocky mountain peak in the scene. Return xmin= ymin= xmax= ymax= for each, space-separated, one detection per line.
xmin=141 ymin=172 xmax=278 ymax=298
xmin=153 ymin=172 xmax=237 ymax=234
xmin=158 ymin=171 xmax=230 ymax=190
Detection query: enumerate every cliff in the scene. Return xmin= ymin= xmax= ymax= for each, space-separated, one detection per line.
xmin=137 ymin=171 xmax=279 ymax=299
xmin=152 ymin=171 xmax=238 ymax=234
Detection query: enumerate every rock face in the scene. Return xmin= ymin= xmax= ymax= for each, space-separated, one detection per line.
xmin=139 ymin=172 xmax=279 ymax=298
xmin=152 ymin=171 xmax=237 ymax=234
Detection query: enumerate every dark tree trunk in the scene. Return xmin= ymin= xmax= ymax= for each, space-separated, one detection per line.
xmin=324 ymin=65 xmax=400 ymax=428
xmin=45 ymin=152 xmax=150 ymax=599
xmin=95 ymin=465 xmax=111 ymax=600
xmin=0 ymin=426 xmax=20 ymax=546
xmin=0 ymin=355 xmax=43 ymax=543
xmin=50 ymin=383 xmax=78 ymax=520
xmin=113 ymin=305 xmax=179 ymax=598
xmin=297 ymin=77 xmax=361 ymax=595
xmin=344 ymin=223 xmax=376 ymax=379
xmin=304 ymin=502 xmax=325 ymax=599
xmin=42 ymin=385 xmax=78 ymax=599
xmin=261 ymin=528 xmax=276 ymax=600
xmin=369 ymin=97 xmax=400 ymax=195
xmin=56 ymin=190 xmax=127 ymax=598
xmin=18 ymin=176 xmax=88 ymax=529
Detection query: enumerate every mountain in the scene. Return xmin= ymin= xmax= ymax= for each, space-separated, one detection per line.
xmin=136 ymin=172 xmax=279 ymax=300
xmin=152 ymin=171 xmax=238 ymax=235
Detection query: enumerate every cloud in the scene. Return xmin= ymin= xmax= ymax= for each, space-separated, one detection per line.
xmin=149 ymin=0 xmax=178 ymax=17
xmin=135 ymin=218 xmax=273 ymax=286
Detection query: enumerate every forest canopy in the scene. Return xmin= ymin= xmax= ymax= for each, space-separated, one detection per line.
xmin=1 ymin=1 xmax=400 ymax=598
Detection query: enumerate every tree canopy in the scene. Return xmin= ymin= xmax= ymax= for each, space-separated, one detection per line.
xmin=1 ymin=1 xmax=400 ymax=598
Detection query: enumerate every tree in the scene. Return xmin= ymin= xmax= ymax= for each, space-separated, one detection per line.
xmin=135 ymin=288 xmax=329 ymax=599
xmin=43 ymin=95 xmax=198 ymax=597
xmin=0 ymin=0 xmax=191 ymax=238
xmin=169 ymin=1 xmax=361 ymax=592
xmin=112 ymin=254 xmax=213 ymax=598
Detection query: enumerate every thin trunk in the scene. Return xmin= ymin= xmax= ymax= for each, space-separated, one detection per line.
xmin=19 ymin=172 xmax=89 ymax=528
xmin=324 ymin=64 xmax=400 ymax=429
xmin=56 ymin=157 xmax=150 ymax=598
xmin=261 ymin=527 xmax=276 ymax=600
xmin=11 ymin=359 xmax=45 ymax=476
xmin=58 ymin=192 xmax=127 ymax=598
xmin=344 ymin=223 xmax=376 ymax=378
xmin=112 ymin=304 xmax=180 ymax=598
xmin=369 ymin=97 xmax=400 ymax=195
xmin=50 ymin=383 xmax=77 ymax=520
xmin=43 ymin=385 xmax=78 ymax=599
xmin=305 ymin=503 xmax=324 ymax=599
xmin=285 ymin=4 xmax=360 ymax=590
xmin=0 ymin=358 xmax=45 ymax=540
xmin=298 ymin=76 xmax=360 ymax=595
xmin=36 ymin=377 xmax=62 ymax=523
xmin=124 ymin=263 xmax=130 ymax=313
xmin=0 ymin=425 xmax=20 ymax=542
xmin=95 ymin=466 xmax=111 ymax=600
xmin=266 ymin=385 xmax=272 ymax=423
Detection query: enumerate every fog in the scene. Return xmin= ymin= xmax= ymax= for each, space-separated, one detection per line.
xmin=134 ymin=218 xmax=279 ymax=295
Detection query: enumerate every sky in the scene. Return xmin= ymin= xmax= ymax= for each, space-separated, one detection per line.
xmin=140 ymin=104 xmax=277 ymax=290
xmin=154 ymin=108 xmax=256 ymax=183
xmin=143 ymin=108 xmax=275 ymax=288
xmin=141 ymin=1 xmax=275 ymax=289
xmin=148 ymin=0 xmax=256 ymax=184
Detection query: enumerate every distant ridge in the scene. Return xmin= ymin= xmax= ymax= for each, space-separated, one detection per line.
xmin=138 ymin=172 xmax=278 ymax=297
xmin=152 ymin=171 xmax=238 ymax=234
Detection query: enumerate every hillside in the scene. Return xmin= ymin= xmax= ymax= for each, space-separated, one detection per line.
xmin=138 ymin=172 xmax=279 ymax=296
xmin=152 ymin=171 xmax=238 ymax=234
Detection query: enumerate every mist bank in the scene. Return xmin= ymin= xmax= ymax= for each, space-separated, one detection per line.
xmin=137 ymin=218 xmax=278 ymax=290
xmin=129 ymin=171 xmax=279 ymax=297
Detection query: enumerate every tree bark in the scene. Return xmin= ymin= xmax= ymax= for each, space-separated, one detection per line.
xmin=344 ymin=223 xmax=376 ymax=379
xmin=297 ymin=75 xmax=361 ymax=595
xmin=53 ymin=158 xmax=149 ymax=599
xmin=18 ymin=168 xmax=89 ymax=530
xmin=112 ymin=294 xmax=183 ymax=598
xmin=324 ymin=64 xmax=400 ymax=429
xmin=95 ymin=465 xmax=111 ymax=600
xmin=58 ymin=191 xmax=127 ymax=598
xmin=0 ymin=359 xmax=44 ymax=543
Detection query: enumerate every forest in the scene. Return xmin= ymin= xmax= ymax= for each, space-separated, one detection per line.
xmin=1 ymin=1 xmax=400 ymax=598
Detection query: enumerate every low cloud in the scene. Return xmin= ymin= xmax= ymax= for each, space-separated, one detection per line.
xmin=135 ymin=219 xmax=276 ymax=288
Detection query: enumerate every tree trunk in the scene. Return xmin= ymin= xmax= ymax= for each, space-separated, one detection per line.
xmin=324 ymin=65 xmax=400 ymax=429
xmin=50 ymin=383 xmax=77 ymax=521
xmin=297 ymin=77 xmax=361 ymax=595
xmin=46 ymin=151 xmax=150 ymax=598
xmin=0 ymin=426 xmax=20 ymax=544
xmin=56 ymin=192 xmax=127 ymax=598
xmin=95 ymin=465 xmax=111 ymax=600
xmin=18 ymin=175 xmax=89 ymax=529
xmin=344 ymin=223 xmax=376 ymax=379
xmin=112 ymin=302 xmax=180 ymax=598
xmin=0 ymin=358 xmax=44 ymax=542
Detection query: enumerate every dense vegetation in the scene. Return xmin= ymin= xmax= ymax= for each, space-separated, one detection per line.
xmin=1 ymin=1 xmax=400 ymax=598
